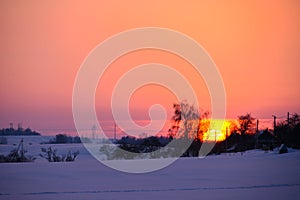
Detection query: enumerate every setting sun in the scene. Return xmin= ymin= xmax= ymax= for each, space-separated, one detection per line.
xmin=201 ymin=120 xmax=234 ymax=142
xmin=0 ymin=1 xmax=299 ymax=199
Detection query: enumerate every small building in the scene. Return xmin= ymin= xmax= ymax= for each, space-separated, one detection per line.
xmin=258 ymin=129 xmax=274 ymax=150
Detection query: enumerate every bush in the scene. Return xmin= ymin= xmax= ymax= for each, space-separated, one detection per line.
xmin=40 ymin=147 xmax=79 ymax=162
xmin=0 ymin=139 xmax=35 ymax=163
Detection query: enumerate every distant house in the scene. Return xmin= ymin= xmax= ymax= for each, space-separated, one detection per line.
xmin=225 ymin=132 xmax=242 ymax=152
xmin=258 ymin=129 xmax=274 ymax=150
xmin=46 ymin=134 xmax=82 ymax=144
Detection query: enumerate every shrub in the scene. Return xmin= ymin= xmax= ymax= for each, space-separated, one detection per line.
xmin=0 ymin=139 xmax=35 ymax=163
xmin=40 ymin=147 xmax=79 ymax=162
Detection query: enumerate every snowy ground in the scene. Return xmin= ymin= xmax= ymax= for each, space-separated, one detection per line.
xmin=0 ymin=136 xmax=300 ymax=200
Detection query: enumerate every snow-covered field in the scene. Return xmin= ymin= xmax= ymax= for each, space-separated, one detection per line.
xmin=0 ymin=136 xmax=300 ymax=200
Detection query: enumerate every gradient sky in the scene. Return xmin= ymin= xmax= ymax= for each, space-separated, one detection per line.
xmin=0 ymin=1 xmax=299 ymax=135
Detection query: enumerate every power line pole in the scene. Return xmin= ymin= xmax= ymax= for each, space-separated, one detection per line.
xmin=91 ymin=125 xmax=96 ymax=140
xmin=272 ymin=115 xmax=277 ymax=135
xmin=114 ymin=123 xmax=117 ymax=141
xmin=287 ymin=112 xmax=290 ymax=127
xmin=215 ymin=130 xmax=217 ymax=142
xmin=255 ymin=119 xmax=259 ymax=149
xmin=225 ymin=127 xmax=228 ymax=152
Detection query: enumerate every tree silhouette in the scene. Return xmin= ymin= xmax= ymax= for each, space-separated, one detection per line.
xmin=238 ymin=113 xmax=255 ymax=135
xmin=276 ymin=113 xmax=300 ymax=148
xmin=168 ymin=101 xmax=200 ymax=139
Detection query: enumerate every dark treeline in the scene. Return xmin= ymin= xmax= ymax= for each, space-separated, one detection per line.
xmin=112 ymin=104 xmax=300 ymax=158
xmin=114 ymin=113 xmax=300 ymax=158
xmin=45 ymin=134 xmax=82 ymax=144
xmin=0 ymin=124 xmax=40 ymax=136
xmin=117 ymin=136 xmax=172 ymax=153
xmin=44 ymin=134 xmax=93 ymax=144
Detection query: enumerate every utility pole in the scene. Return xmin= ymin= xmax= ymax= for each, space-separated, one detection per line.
xmin=225 ymin=127 xmax=228 ymax=152
xmin=91 ymin=125 xmax=96 ymax=140
xmin=114 ymin=123 xmax=117 ymax=142
xmin=287 ymin=112 xmax=290 ymax=127
xmin=255 ymin=119 xmax=259 ymax=149
xmin=272 ymin=115 xmax=277 ymax=135
xmin=215 ymin=130 xmax=217 ymax=142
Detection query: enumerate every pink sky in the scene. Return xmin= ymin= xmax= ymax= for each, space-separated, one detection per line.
xmin=0 ymin=1 xmax=299 ymax=135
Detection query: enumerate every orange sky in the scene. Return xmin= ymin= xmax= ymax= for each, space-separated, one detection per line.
xmin=0 ymin=1 xmax=299 ymax=134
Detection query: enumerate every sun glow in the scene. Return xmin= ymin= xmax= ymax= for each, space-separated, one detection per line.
xmin=201 ymin=120 xmax=234 ymax=142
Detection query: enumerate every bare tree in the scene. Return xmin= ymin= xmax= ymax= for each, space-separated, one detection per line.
xmin=238 ymin=113 xmax=255 ymax=135
xmin=168 ymin=101 xmax=200 ymax=139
